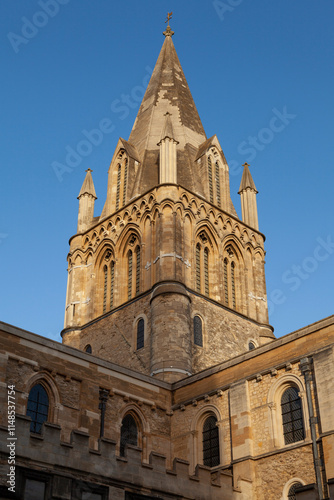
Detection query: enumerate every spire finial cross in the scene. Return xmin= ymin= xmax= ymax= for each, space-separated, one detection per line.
xmin=163 ymin=12 xmax=174 ymax=37
xmin=165 ymin=12 xmax=173 ymax=27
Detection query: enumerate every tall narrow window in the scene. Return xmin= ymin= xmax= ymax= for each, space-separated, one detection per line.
xmin=202 ymin=415 xmax=220 ymax=467
xmin=85 ymin=344 xmax=92 ymax=354
xmin=128 ymin=251 xmax=133 ymax=300
xmin=122 ymin=159 xmax=128 ymax=206
xmin=224 ymin=258 xmax=229 ymax=304
xmin=196 ymin=245 xmax=201 ymax=292
xmin=103 ymin=265 xmax=108 ymax=313
xmin=120 ymin=414 xmax=138 ymax=456
xmin=110 ymin=261 xmax=115 ymax=308
xmin=135 ymin=246 xmax=141 ymax=295
xmin=204 ymin=248 xmax=209 ymax=296
xmin=215 ymin=161 xmax=221 ymax=207
xmin=137 ymin=318 xmax=144 ymax=350
xmin=231 ymin=262 xmax=236 ymax=308
xmin=116 ymin=164 xmax=121 ymax=211
xmin=208 ymin=157 xmax=213 ymax=203
xmin=193 ymin=316 xmax=203 ymax=347
xmin=281 ymin=387 xmax=305 ymax=445
xmin=26 ymin=384 xmax=49 ymax=433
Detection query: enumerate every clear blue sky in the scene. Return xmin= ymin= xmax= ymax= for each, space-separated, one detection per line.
xmin=1 ymin=1 xmax=333 ymax=342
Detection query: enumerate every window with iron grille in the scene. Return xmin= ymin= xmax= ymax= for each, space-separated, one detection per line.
xmin=196 ymin=244 xmax=201 ymax=292
xmin=110 ymin=261 xmax=115 ymax=308
xmin=135 ymin=246 xmax=141 ymax=295
xmin=231 ymin=262 xmax=236 ymax=308
xmin=193 ymin=316 xmax=203 ymax=347
xmin=122 ymin=158 xmax=128 ymax=206
xmin=215 ymin=161 xmax=221 ymax=207
xmin=204 ymin=248 xmax=209 ymax=296
xmin=288 ymin=482 xmax=303 ymax=500
xmin=128 ymin=251 xmax=133 ymax=299
xmin=26 ymin=384 xmax=49 ymax=433
xmin=103 ymin=265 xmax=108 ymax=313
xmin=137 ymin=318 xmax=144 ymax=350
xmin=120 ymin=414 xmax=138 ymax=456
xmin=281 ymin=387 xmax=305 ymax=445
xmin=202 ymin=415 xmax=220 ymax=467
xmin=224 ymin=258 xmax=228 ymax=304
xmin=116 ymin=164 xmax=121 ymax=211
xmin=208 ymin=156 xmax=214 ymax=203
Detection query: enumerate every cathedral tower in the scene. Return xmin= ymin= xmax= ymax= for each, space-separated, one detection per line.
xmin=62 ymin=25 xmax=274 ymax=382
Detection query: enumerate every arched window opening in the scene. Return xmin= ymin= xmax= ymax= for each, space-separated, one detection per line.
xmin=288 ymin=482 xmax=303 ymax=500
xmin=85 ymin=344 xmax=92 ymax=354
xmin=204 ymin=248 xmax=209 ymax=296
xmin=231 ymin=262 xmax=236 ymax=308
xmin=193 ymin=316 xmax=203 ymax=347
xmin=223 ymin=258 xmax=229 ymax=304
xmin=135 ymin=246 xmax=141 ymax=295
xmin=136 ymin=318 xmax=144 ymax=350
xmin=128 ymin=250 xmax=133 ymax=300
xmin=208 ymin=156 xmax=214 ymax=203
xmin=122 ymin=158 xmax=128 ymax=206
xmin=110 ymin=261 xmax=115 ymax=308
xmin=103 ymin=265 xmax=108 ymax=313
xmin=116 ymin=164 xmax=121 ymax=211
xmin=120 ymin=414 xmax=138 ymax=457
xmin=26 ymin=384 xmax=49 ymax=434
xmin=215 ymin=161 xmax=221 ymax=207
xmin=248 ymin=341 xmax=256 ymax=351
xmin=196 ymin=244 xmax=201 ymax=293
xmin=281 ymin=387 xmax=305 ymax=445
xmin=202 ymin=415 xmax=220 ymax=467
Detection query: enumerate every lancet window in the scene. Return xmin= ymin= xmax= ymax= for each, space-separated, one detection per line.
xmin=115 ymin=150 xmax=129 ymax=211
xmin=101 ymin=250 xmax=115 ymax=314
xmin=223 ymin=246 xmax=237 ymax=309
xmin=207 ymin=151 xmax=222 ymax=207
xmin=202 ymin=415 xmax=220 ymax=467
xmin=120 ymin=414 xmax=138 ymax=457
xmin=195 ymin=231 xmax=211 ymax=296
xmin=26 ymin=384 xmax=49 ymax=434
xmin=127 ymin=234 xmax=141 ymax=300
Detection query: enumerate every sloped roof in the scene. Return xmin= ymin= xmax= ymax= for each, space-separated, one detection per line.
xmin=238 ymin=163 xmax=258 ymax=193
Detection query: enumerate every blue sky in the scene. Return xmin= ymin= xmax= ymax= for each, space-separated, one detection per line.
xmin=1 ymin=1 xmax=333 ymax=342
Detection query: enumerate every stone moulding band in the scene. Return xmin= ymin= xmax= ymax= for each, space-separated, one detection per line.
xmin=151 ymin=368 xmax=192 ymax=377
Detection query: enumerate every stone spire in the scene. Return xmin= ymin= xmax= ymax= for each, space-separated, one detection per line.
xmin=238 ymin=163 xmax=259 ymax=230
xmin=77 ymin=169 xmax=97 ymax=232
xmin=128 ymin=29 xmax=207 ymax=195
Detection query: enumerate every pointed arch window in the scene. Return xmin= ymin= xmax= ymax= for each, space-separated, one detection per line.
xmin=116 ymin=164 xmax=121 ymax=211
xmin=208 ymin=156 xmax=214 ymax=203
xmin=196 ymin=244 xmax=201 ymax=293
xmin=223 ymin=248 xmax=237 ymax=309
xmin=115 ymin=152 xmax=129 ymax=211
xmin=193 ymin=316 xmax=203 ymax=347
xmin=26 ymin=384 xmax=49 ymax=434
xmin=204 ymin=248 xmax=209 ymax=296
xmin=195 ymin=233 xmax=210 ymax=297
xmin=120 ymin=414 xmax=138 ymax=457
xmin=101 ymin=253 xmax=115 ymax=314
xmin=135 ymin=245 xmax=141 ymax=295
xmin=110 ymin=261 xmax=115 ymax=308
xmin=85 ymin=344 xmax=92 ymax=354
xmin=136 ymin=318 xmax=144 ymax=350
xmin=281 ymin=387 xmax=305 ymax=445
xmin=202 ymin=415 xmax=220 ymax=467
xmin=128 ymin=250 xmax=133 ymax=300
xmin=215 ymin=161 xmax=221 ymax=207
